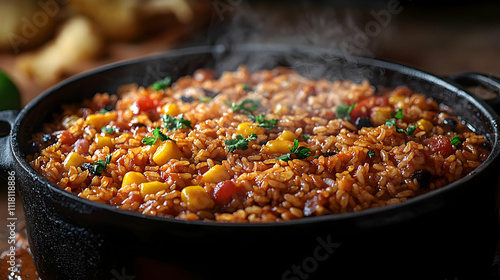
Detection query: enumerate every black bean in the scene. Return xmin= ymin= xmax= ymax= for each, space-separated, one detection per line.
xmin=259 ymin=139 xmax=269 ymax=145
xmin=42 ymin=133 xmax=56 ymax=145
xmin=202 ymin=88 xmax=219 ymax=98
xmin=180 ymin=95 xmax=195 ymax=103
xmin=81 ymin=162 xmax=98 ymax=176
xmin=354 ymin=117 xmax=373 ymax=129
xmin=321 ymin=152 xmax=337 ymax=157
xmin=104 ymin=104 xmax=114 ymax=112
xmin=443 ymin=118 xmax=458 ymax=131
xmin=412 ymin=169 xmax=432 ymax=189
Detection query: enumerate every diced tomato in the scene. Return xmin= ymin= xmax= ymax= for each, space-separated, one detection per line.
xmin=213 ymin=180 xmax=238 ymax=205
xmin=424 ymin=135 xmax=455 ymax=158
xmin=73 ymin=139 xmax=89 ymax=154
xmin=349 ymin=96 xmax=389 ymax=122
xmin=57 ymin=130 xmax=77 ymax=145
xmin=349 ymin=99 xmax=370 ymax=122
xmin=132 ymin=97 xmax=159 ymax=114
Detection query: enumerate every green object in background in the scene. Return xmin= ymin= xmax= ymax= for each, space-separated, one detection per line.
xmin=0 ymin=70 xmax=21 ymax=111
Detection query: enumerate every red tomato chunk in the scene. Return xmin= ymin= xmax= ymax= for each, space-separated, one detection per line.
xmin=424 ymin=135 xmax=455 ymax=158
xmin=213 ymin=180 xmax=239 ymax=205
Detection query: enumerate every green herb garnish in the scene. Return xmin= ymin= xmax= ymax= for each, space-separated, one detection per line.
xmin=392 ymin=109 xmax=404 ymax=119
xmin=141 ymin=127 xmax=175 ymax=145
xmin=101 ymin=126 xmax=117 ymax=134
xmin=93 ymin=154 xmax=111 ymax=174
xmin=242 ymin=83 xmax=254 ymax=92
xmin=249 ymin=114 xmax=278 ymax=130
xmin=276 ymin=139 xmax=312 ymax=162
xmin=99 ymin=108 xmax=110 ymax=114
xmin=198 ymin=96 xmax=212 ymax=103
xmin=385 ymin=110 xmax=416 ymax=136
xmin=162 ymin=114 xmax=193 ymax=131
xmin=302 ymin=134 xmax=310 ymax=141
xmin=450 ymin=135 xmax=461 ymax=146
xmin=151 ymin=76 xmax=172 ymax=91
xmin=224 ymin=133 xmax=258 ymax=152
xmin=367 ymin=150 xmax=375 ymax=158
xmin=336 ymin=104 xmax=357 ymax=121
xmin=224 ymin=99 xmax=262 ymax=115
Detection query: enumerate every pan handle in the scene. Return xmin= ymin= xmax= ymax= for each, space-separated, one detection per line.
xmin=443 ymin=72 xmax=500 ymax=114
xmin=0 ymin=110 xmax=19 ymax=179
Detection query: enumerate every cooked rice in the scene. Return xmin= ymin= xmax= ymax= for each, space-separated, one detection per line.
xmin=28 ymin=66 xmax=491 ymax=222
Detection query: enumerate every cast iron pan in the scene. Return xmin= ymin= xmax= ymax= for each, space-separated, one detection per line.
xmin=1 ymin=44 xmax=500 ymax=280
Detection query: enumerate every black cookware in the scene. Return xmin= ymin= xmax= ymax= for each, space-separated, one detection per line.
xmin=1 ymin=44 xmax=500 ymax=280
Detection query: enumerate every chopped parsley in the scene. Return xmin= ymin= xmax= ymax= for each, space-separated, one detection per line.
xmin=385 ymin=109 xmax=416 ymax=136
xmin=242 ymin=83 xmax=254 ymax=92
xmin=198 ymin=96 xmax=212 ymax=103
xmin=99 ymin=108 xmax=110 ymax=114
xmin=276 ymin=139 xmax=312 ymax=162
xmin=336 ymin=104 xmax=357 ymax=121
xmin=450 ymin=135 xmax=461 ymax=146
xmin=224 ymin=133 xmax=258 ymax=152
xmin=93 ymin=154 xmax=111 ymax=175
xmin=367 ymin=150 xmax=375 ymax=158
xmin=249 ymin=114 xmax=278 ymax=130
xmin=302 ymin=134 xmax=310 ymax=141
xmin=151 ymin=76 xmax=172 ymax=91
xmin=162 ymin=114 xmax=193 ymax=131
xmin=141 ymin=127 xmax=175 ymax=145
xmin=101 ymin=126 xmax=118 ymax=134
xmin=224 ymin=99 xmax=262 ymax=115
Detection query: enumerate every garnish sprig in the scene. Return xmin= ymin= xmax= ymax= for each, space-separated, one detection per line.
xmin=162 ymin=114 xmax=193 ymax=131
xmin=142 ymin=127 xmax=175 ymax=146
xmin=224 ymin=133 xmax=258 ymax=152
xmin=276 ymin=139 xmax=312 ymax=162
xmin=385 ymin=109 xmax=417 ymax=136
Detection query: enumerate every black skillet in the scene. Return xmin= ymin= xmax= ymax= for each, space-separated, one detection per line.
xmin=1 ymin=44 xmax=500 ymax=280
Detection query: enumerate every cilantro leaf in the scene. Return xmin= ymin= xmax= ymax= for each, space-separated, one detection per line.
xmin=302 ymin=134 xmax=310 ymax=141
xmin=93 ymin=154 xmax=111 ymax=175
xmin=450 ymin=135 xmax=461 ymax=146
xmin=336 ymin=104 xmax=357 ymax=121
xmin=392 ymin=109 xmax=404 ymax=119
xmin=249 ymin=114 xmax=278 ymax=130
xmin=151 ymin=76 xmax=172 ymax=91
xmin=141 ymin=127 xmax=175 ymax=146
xmin=242 ymin=83 xmax=254 ymax=92
xmin=367 ymin=150 xmax=375 ymax=158
xmin=224 ymin=99 xmax=262 ymax=115
xmin=101 ymin=126 xmax=117 ymax=134
xmin=162 ymin=114 xmax=193 ymax=131
xmin=224 ymin=133 xmax=258 ymax=152
xmin=276 ymin=139 xmax=312 ymax=161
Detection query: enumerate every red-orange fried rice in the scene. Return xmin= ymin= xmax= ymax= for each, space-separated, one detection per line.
xmin=28 ymin=66 xmax=490 ymax=222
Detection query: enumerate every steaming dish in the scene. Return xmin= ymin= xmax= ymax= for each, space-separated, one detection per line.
xmin=28 ymin=66 xmax=490 ymax=222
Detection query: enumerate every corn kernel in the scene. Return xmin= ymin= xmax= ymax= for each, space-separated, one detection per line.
xmin=162 ymin=103 xmax=180 ymax=116
xmin=96 ymin=136 xmax=114 ymax=149
xmin=277 ymin=130 xmax=295 ymax=141
xmin=139 ymin=181 xmax=169 ymax=196
xmin=261 ymin=139 xmax=294 ymax=154
xmin=63 ymin=152 xmax=86 ymax=168
xmin=202 ymin=165 xmax=231 ymax=183
xmin=86 ymin=112 xmax=118 ymax=128
xmin=237 ymin=122 xmax=264 ymax=136
xmin=388 ymin=95 xmax=406 ymax=106
xmin=417 ymin=119 xmax=433 ymax=132
xmin=370 ymin=107 xmax=392 ymax=126
xmin=181 ymin=186 xmax=214 ymax=211
xmin=122 ymin=171 xmax=148 ymax=188
xmin=152 ymin=141 xmax=183 ymax=165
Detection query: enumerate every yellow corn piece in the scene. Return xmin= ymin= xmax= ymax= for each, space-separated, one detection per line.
xmin=63 ymin=152 xmax=86 ymax=168
xmin=261 ymin=139 xmax=294 ymax=154
xmin=417 ymin=119 xmax=433 ymax=132
xmin=86 ymin=112 xmax=117 ymax=128
xmin=122 ymin=171 xmax=148 ymax=188
xmin=237 ymin=122 xmax=264 ymax=136
xmin=152 ymin=141 xmax=183 ymax=165
xmin=162 ymin=103 xmax=180 ymax=116
xmin=96 ymin=136 xmax=114 ymax=149
xmin=202 ymin=165 xmax=231 ymax=183
xmin=139 ymin=181 xmax=169 ymax=196
xmin=277 ymin=130 xmax=295 ymax=141
xmin=181 ymin=186 xmax=214 ymax=211
xmin=388 ymin=94 xmax=406 ymax=106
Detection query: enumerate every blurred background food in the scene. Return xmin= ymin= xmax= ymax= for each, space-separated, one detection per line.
xmin=0 ymin=0 xmax=499 ymax=106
